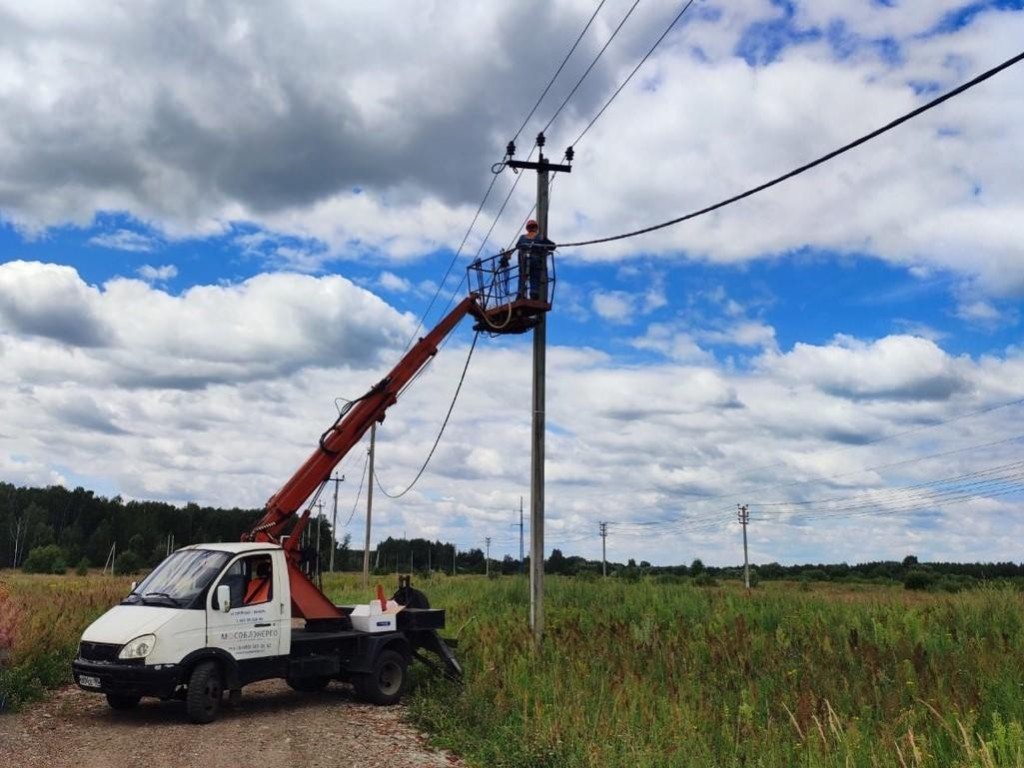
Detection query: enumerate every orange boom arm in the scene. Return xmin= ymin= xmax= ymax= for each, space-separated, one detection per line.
xmin=244 ymin=294 xmax=482 ymax=620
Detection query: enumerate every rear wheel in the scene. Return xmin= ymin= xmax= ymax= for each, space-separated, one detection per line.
xmin=186 ymin=661 xmax=223 ymax=724
xmin=353 ymin=649 xmax=407 ymax=705
xmin=105 ymin=693 xmax=141 ymax=710
xmin=287 ymin=675 xmax=331 ymax=693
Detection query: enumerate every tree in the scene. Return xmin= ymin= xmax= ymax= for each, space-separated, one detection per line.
xmin=22 ymin=544 xmax=68 ymax=574
xmin=902 ymin=555 xmax=919 ymax=568
xmin=690 ymin=558 xmax=705 ymax=577
xmin=547 ymin=548 xmax=567 ymax=575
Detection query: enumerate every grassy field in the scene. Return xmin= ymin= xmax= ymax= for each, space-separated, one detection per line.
xmin=3 ymin=570 xmax=1023 ymax=767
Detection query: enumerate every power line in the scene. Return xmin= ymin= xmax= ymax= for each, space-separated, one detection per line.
xmin=557 ymin=48 xmax=1024 ymax=249
xmin=542 ymin=0 xmax=642 ymax=135
xmin=501 ymin=0 xmax=699 ymax=253
xmin=570 ymin=0 xmax=697 ymax=148
xmin=510 ymin=0 xmax=609 ymax=145
xmin=674 ymin=395 xmax=1024 ymax=498
xmin=374 ymin=332 xmax=480 ymax=499
xmin=342 ymin=451 xmax=370 ymax=528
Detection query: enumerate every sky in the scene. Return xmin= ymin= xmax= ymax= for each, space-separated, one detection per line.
xmin=1 ymin=0 xmax=1023 ymax=567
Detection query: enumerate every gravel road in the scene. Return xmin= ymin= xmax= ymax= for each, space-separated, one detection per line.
xmin=0 ymin=681 xmax=463 ymax=768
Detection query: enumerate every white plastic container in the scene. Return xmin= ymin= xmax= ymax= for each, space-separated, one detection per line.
xmin=348 ymin=600 xmax=401 ymax=633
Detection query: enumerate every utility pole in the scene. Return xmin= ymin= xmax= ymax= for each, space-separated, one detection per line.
xmin=314 ymin=500 xmax=324 ymax=581
xmin=329 ymin=472 xmax=344 ymax=572
xmin=509 ymin=497 xmax=524 ymax=575
xmin=362 ymin=424 xmax=376 ymax=589
xmin=485 ymin=537 xmax=492 ymax=577
xmin=599 ymin=522 xmax=608 ymax=577
xmin=738 ymin=504 xmax=750 ymax=590
xmin=452 ymin=546 xmax=456 ymax=576
xmin=507 ymin=132 xmax=572 ymax=646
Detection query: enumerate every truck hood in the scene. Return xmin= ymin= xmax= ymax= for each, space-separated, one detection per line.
xmin=81 ymin=605 xmax=181 ymax=645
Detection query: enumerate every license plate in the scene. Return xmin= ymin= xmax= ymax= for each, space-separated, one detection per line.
xmin=79 ymin=675 xmax=101 ymax=689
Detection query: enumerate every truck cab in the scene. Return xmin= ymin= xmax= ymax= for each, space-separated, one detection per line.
xmin=72 ymin=543 xmax=459 ymax=723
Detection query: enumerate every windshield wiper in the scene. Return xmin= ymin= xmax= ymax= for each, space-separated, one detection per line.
xmin=144 ymin=591 xmax=182 ymax=607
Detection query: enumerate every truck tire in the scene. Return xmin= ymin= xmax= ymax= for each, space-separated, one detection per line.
xmin=286 ymin=675 xmax=331 ymax=693
xmin=186 ymin=661 xmax=223 ymax=724
xmin=106 ymin=693 xmax=141 ymax=710
xmin=353 ymin=649 xmax=407 ymax=705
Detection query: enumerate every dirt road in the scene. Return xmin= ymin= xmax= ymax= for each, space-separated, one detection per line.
xmin=0 ymin=681 xmax=462 ymax=768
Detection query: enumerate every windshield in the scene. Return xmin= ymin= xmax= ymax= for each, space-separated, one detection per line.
xmin=122 ymin=549 xmax=232 ymax=608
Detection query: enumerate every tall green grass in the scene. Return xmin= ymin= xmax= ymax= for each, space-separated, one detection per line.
xmin=326 ymin=575 xmax=1024 ymax=768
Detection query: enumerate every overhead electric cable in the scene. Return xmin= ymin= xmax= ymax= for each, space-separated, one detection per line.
xmin=402 ymin=172 xmax=501 ymax=351
xmin=570 ymin=0 xmax=696 ymax=148
xmin=542 ymin=0 xmax=642 ymax=135
xmin=374 ymin=332 xmax=480 ymax=499
xmin=342 ymin=451 xmax=370 ymax=528
xmin=678 ymin=395 xmax=1024 ymax=495
xmin=557 ymin=48 xmax=1024 ymax=249
xmin=510 ymin=0 xmax=609 ymax=145
xmin=500 ymin=0 xmax=698 ymax=250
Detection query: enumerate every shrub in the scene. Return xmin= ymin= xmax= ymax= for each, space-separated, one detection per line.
xmin=114 ymin=551 xmax=142 ymax=575
xmin=75 ymin=557 xmax=90 ymax=577
xmin=21 ymin=545 xmax=67 ymax=575
xmin=693 ymin=572 xmax=717 ymax=587
xmin=904 ymin=569 xmax=936 ymax=591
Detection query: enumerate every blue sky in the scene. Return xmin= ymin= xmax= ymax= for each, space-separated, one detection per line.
xmin=0 ymin=0 xmax=1022 ymax=565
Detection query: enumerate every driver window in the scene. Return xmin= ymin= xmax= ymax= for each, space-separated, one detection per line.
xmin=212 ymin=555 xmax=273 ymax=609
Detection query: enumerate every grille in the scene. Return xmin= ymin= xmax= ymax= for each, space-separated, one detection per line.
xmin=78 ymin=641 xmax=122 ymax=663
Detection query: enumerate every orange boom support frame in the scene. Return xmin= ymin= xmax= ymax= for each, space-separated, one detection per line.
xmin=244 ymin=295 xmax=485 ymax=620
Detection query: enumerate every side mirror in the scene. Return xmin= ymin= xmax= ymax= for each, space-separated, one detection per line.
xmin=217 ymin=584 xmax=231 ymax=613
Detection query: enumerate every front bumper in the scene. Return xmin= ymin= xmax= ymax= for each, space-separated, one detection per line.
xmin=72 ymin=658 xmax=181 ymax=699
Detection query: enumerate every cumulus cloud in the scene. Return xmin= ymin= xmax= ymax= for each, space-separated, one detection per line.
xmin=0 ymin=1 xmax=1020 ymax=302
xmin=137 ymin=264 xmax=178 ymax=282
xmin=759 ymin=334 xmax=969 ymax=400
xmin=4 ymin=262 xmax=1022 ymax=564
xmin=90 ymin=229 xmax=159 ymax=253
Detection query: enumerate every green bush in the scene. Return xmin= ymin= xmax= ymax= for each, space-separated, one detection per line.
xmin=21 ymin=545 xmax=68 ymax=575
xmin=904 ymin=569 xmax=936 ymax=591
xmin=75 ymin=557 xmax=90 ymax=576
xmin=114 ymin=551 xmax=142 ymax=575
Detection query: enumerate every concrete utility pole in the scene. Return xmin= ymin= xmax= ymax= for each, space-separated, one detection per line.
xmin=599 ymin=522 xmax=608 ymax=577
xmin=507 ymin=132 xmax=571 ymax=646
xmin=362 ymin=424 xmax=376 ymax=589
xmin=738 ymin=504 xmax=751 ymax=590
xmin=329 ymin=472 xmax=344 ymax=572
xmin=485 ymin=537 xmax=492 ymax=577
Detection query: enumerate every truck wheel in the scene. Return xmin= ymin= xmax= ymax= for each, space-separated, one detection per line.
xmin=106 ymin=693 xmax=141 ymax=710
xmin=186 ymin=661 xmax=223 ymax=724
xmin=287 ymin=675 xmax=331 ymax=693
xmin=353 ymin=649 xmax=407 ymax=705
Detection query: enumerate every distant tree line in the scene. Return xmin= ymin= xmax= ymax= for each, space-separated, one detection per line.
xmin=1 ymin=483 xmax=1021 ymax=591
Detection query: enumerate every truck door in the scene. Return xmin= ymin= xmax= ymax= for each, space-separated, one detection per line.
xmin=207 ymin=552 xmax=285 ymax=660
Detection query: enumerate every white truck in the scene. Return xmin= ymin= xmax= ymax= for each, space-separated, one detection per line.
xmin=72 ymin=543 xmax=459 ymax=723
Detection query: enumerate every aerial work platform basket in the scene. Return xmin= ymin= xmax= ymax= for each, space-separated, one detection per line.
xmin=467 ymin=245 xmax=556 ymax=335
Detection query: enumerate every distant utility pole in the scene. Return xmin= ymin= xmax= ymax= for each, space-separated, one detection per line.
xmin=329 ymin=472 xmax=344 ymax=572
xmin=452 ymin=546 xmax=456 ymax=577
xmin=599 ymin=522 xmax=608 ymax=577
xmin=738 ymin=504 xmax=751 ymax=590
xmin=507 ymin=131 xmax=572 ymax=646
xmin=485 ymin=537 xmax=492 ymax=577
xmin=509 ymin=497 xmax=524 ymax=574
xmin=519 ymin=497 xmax=525 ymax=573
xmin=362 ymin=425 xmax=376 ymax=589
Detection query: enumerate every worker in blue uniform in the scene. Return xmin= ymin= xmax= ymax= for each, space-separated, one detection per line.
xmin=516 ymin=219 xmax=554 ymax=300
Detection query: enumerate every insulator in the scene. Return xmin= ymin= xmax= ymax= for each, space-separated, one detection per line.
xmin=506 ymin=140 xmax=516 ymax=158
xmin=536 ymin=132 xmax=546 ymax=148
xmin=565 ymin=146 xmax=575 ymax=163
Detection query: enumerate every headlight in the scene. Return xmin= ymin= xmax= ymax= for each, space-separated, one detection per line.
xmin=118 ymin=634 xmax=156 ymax=660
